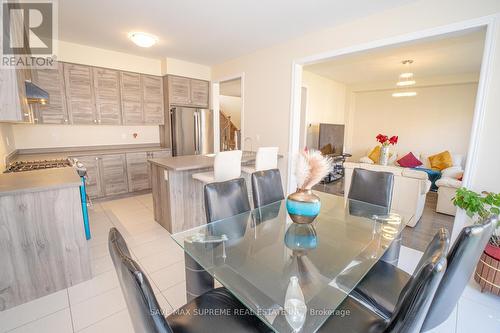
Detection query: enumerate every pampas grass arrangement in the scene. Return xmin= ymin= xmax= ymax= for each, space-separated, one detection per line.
xmin=294 ymin=149 xmax=333 ymax=190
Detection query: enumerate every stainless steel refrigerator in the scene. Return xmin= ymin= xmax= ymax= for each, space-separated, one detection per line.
xmin=170 ymin=107 xmax=214 ymax=156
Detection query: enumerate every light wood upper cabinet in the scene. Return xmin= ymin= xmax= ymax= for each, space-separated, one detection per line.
xmin=168 ymin=76 xmax=191 ymax=105
xmin=190 ymin=79 xmax=209 ymax=107
xmin=167 ymin=76 xmax=209 ymax=108
xmin=64 ymin=63 xmax=97 ymax=124
xmin=142 ymin=75 xmax=164 ymax=125
xmin=93 ymin=68 xmax=122 ymax=125
xmin=100 ymin=154 xmax=129 ymax=196
xmin=31 ymin=62 xmax=68 ymax=124
xmin=120 ymin=72 xmax=143 ymax=125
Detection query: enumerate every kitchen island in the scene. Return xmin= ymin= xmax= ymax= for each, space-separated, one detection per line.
xmin=0 ymin=168 xmax=91 ymax=310
xmin=148 ymin=152 xmax=257 ymax=233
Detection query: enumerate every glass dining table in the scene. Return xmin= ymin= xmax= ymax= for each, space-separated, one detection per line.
xmin=171 ymin=191 xmax=414 ymax=333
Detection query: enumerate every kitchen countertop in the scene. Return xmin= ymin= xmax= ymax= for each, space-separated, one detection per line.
xmin=10 ymin=144 xmax=171 ymax=163
xmin=0 ymin=167 xmax=81 ymax=196
xmin=147 ymin=151 xmax=277 ymax=171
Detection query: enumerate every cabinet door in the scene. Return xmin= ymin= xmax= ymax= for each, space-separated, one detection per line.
xmin=120 ymin=72 xmax=143 ymax=124
xmin=142 ymin=75 xmax=164 ymax=125
xmin=168 ymin=76 xmax=190 ymax=105
xmin=151 ymin=150 xmax=171 ymax=159
xmin=100 ymin=154 xmax=129 ymax=196
xmin=190 ymin=79 xmax=209 ymax=107
xmin=32 ymin=62 xmax=68 ymax=124
xmin=64 ymin=63 xmax=96 ymax=124
xmin=93 ymin=67 xmax=122 ymax=125
xmin=126 ymin=152 xmax=150 ymax=192
xmin=75 ymin=156 xmax=102 ymax=198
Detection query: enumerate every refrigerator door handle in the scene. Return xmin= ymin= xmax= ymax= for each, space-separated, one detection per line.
xmin=193 ymin=111 xmax=198 ymax=154
xmin=197 ymin=110 xmax=202 ymax=154
xmin=170 ymin=108 xmax=177 ymax=156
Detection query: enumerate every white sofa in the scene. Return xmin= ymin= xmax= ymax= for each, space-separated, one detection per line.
xmin=435 ymin=167 xmax=463 ymax=216
xmin=344 ymin=162 xmax=431 ymax=227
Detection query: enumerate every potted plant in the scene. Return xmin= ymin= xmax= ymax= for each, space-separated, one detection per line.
xmin=376 ymin=134 xmax=398 ymax=165
xmin=453 ymin=187 xmax=500 ymax=295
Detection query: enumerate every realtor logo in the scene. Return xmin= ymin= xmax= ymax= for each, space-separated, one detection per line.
xmin=1 ymin=0 xmax=57 ymax=68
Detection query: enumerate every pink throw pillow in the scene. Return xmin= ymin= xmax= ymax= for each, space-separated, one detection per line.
xmin=397 ymin=152 xmax=423 ymax=168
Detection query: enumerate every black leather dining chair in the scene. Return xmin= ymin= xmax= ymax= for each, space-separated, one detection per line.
xmin=348 ymin=168 xmax=394 ymax=210
xmin=108 ymin=228 xmax=270 ymax=333
xmin=251 ymin=169 xmax=284 ymax=208
xmin=204 ymin=177 xmax=251 ymax=222
xmin=318 ymin=228 xmax=449 ymax=333
xmin=352 ymin=216 xmax=496 ymax=331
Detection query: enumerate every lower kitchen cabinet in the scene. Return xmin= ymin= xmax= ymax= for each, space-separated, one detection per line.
xmin=75 ymin=155 xmax=103 ymax=198
xmin=100 ymin=154 xmax=129 ymax=196
xmin=126 ymin=152 xmax=150 ymax=192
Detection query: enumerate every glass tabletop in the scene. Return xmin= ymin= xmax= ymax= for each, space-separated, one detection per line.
xmin=171 ymin=191 xmax=413 ymax=333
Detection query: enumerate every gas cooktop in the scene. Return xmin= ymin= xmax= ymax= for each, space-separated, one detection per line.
xmin=5 ymin=159 xmax=72 ymax=173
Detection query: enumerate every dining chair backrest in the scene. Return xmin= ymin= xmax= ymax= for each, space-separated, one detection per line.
xmin=386 ymin=228 xmax=449 ymax=333
xmin=348 ymin=168 xmax=394 ymax=209
xmin=204 ymin=177 xmax=251 ymax=223
xmin=214 ymin=150 xmax=242 ymax=182
xmin=255 ymin=147 xmax=279 ymax=171
xmin=422 ymin=216 xmax=496 ymax=331
xmin=108 ymin=228 xmax=172 ymax=333
xmin=251 ymin=168 xmax=284 ymax=208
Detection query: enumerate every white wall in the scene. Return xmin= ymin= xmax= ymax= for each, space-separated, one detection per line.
xmin=350 ymin=83 xmax=477 ymax=160
xmin=0 ymin=123 xmax=16 ymax=171
xmin=12 ymin=124 xmax=159 ymax=149
xmin=302 ymin=70 xmax=346 ymax=149
xmin=161 ymin=57 xmax=212 ymax=80
xmin=211 ymin=0 xmax=500 ymax=194
xmin=219 ymin=95 xmax=241 ymax=128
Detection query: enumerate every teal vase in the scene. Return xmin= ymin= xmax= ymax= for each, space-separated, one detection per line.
xmin=286 ymin=189 xmax=321 ymax=224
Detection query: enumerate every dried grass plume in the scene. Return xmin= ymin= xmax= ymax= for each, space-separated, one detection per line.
xmin=294 ymin=149 xmax=333 ymax=189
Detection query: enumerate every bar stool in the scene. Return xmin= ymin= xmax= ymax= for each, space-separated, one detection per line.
xmin=241 ymin=147 xmax=279 ymax=174
xmin=192 ymin=150 xmax=242 ymax=183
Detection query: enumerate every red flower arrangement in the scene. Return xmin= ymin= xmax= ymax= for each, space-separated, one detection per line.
xmin=376 ymin=134 xmax=398 ymax=146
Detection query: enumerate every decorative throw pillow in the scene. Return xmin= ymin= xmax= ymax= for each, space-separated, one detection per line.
xmin=397 ymin=152 xmax=422 ymax=168
xmin=368 ymin=146 xmax=381 ymax=163
xmin=429 ymin=151 xmax=453 ymax=171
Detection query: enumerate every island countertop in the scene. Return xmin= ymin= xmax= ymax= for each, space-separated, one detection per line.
xmin=148 ymin=151 xmax=258 ymax=171
xmin=0 ymin=167 xmax=81 ymax=196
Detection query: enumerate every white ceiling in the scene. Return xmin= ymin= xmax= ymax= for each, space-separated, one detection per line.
xmin=58 ymin=0 xmax=417 ymax=65
xmin=304 ymin=28 xmax=486 ymax=85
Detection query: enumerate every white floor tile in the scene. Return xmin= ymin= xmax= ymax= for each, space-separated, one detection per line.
xmin=398 ymin=245 xmax=423 ymax=274
xmin=425 ymin=306 xmax=457 ymax=333
xmin=7 ymin=309 xmax=73 ymax=333
xmin=154 ymin=292 xmax=173 ymax=317
xmin=70 ymin=288 xmax=125 ymax=332
xmin=138 ymin=248 xmax=184 ymax=274
xmin=161 ymin=281 xmax=187 ymax=311
xmin=0 ymin=289 xmax=69 ymax=333
xmin=91 ymin=255 xmax=114 ymax=276
xmin=68 ymin=270 xmax=119 ymax=305
xmin=130 ymin=237 xmax=179 ymax=259
xmin=76 ymin=310 xmax=134 ymax=333
xmin=457 ymin=297 xmax=500 ymax=333
xmin=150 ymin=261 xmax=186 ymax=291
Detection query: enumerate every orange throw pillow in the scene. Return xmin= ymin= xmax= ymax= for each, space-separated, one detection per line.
xmin=429 ymin=151 xmax=453 ymax=171
xmin=368 ymin=146 xmax=381 ymax=163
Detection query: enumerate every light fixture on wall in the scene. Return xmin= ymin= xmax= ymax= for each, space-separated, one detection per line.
xmin=392 ymin=59 xmax=417 ymax=97
xmin=128 ymin=32 xmax=158 ymax=48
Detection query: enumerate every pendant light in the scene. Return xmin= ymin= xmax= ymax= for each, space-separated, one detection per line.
xmin=392 ymin=60 xmax=417 ymax=97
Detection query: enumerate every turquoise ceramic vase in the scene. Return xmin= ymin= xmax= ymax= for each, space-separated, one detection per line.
xmin=286 ymin=189 xmax=321 ymax=224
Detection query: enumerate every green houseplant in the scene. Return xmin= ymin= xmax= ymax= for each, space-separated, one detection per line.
xmin=453 ymin=187 xmax=500 ymax=295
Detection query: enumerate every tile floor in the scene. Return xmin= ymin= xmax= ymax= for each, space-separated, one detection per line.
xmin=0 ymin=193 xmax=499 ymax=333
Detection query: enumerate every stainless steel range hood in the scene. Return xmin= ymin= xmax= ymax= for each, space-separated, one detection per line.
xmin=25 ymin=80 xmax=49 ymax=105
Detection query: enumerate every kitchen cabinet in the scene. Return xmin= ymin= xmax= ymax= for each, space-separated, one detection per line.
xmin=75 ymin=155 xmax=103 ymax=198
xmin=64 ymin=63 xmax=97 ymax=124
xmin=31 ymin=62 xmax=68 ymax=124
xmin=167 ymin=75 xmax=209 ymax=108
xmin=93 ymin=67 xmax=122 ymax=125
xmin=142 ymin=75 xmax=164 ymax=125
xmin=100 ymin=154 xmax=129 ymax=196
xmin=126 ymin=152 xmax=150 ymax=192
xmin=120 ymin=72 xmax=143 ymax=125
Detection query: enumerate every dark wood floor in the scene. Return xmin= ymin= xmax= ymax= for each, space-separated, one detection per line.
xmin=314 ymin=179 xmax=455 ymax=252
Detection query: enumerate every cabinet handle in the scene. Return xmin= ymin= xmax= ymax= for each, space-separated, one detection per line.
xmin=98 ymin=119 xmax=101 ymax=124
xmin=94 ymin=119 xmax=97 ymax=123
xmin=64 ymin=118 xmax=68 ymax=123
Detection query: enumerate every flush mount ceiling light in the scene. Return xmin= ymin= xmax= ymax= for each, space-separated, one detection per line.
xmin=128 ymin=32 xmax=158 ymax=48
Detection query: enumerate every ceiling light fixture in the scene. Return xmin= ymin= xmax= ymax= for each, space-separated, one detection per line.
xmin=128 ymin=32 xmax=158 ymax=48
xmin=392 ymin=59 xmax=417 ymax=97
xmin=392 ymin=91 xmax=418 ymax=97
